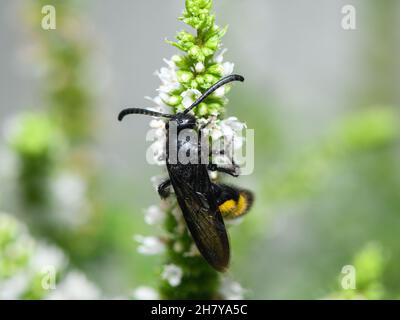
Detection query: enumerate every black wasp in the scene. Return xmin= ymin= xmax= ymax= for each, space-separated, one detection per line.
xmin=118 ymin=74 xmax=253 ymax=272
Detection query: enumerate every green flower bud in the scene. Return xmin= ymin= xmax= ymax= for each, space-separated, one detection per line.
xmin=177 ymin=70 xmax=194 ymax=84
xmin=190 ymin=79 xmax=199 ymax=89
xmin=204 ymin=74 xmax=219 ymax=85
xmin=195 ymin=75 xmax=205 ymax=86
xmin=177 ymin=30 xmax=195 ymax=43
xmin=188 ymin=46 xmax=205 ymax=62
xmin=8 ymin=113 xmax=62 ymax=157
xmin=197 ymin=103 xmax=208 ymax=116
xmin=205 ymin=35 xmax=219 ymax=51
xmin=168 ymin=95 xmax=183 ymax=107
xmin=201 ymin=47 xmax=214 ymax=57
xmin=208 ymin=103 xmax=224 ymax=115
xmin=206 ymin=64 xmax=223 ymax=77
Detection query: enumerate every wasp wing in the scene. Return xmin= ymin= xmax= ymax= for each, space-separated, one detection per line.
xmin=168 ymin=164 xmax=230 ymax=272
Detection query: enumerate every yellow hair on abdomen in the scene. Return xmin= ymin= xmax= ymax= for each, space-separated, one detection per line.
xmin=235 ymin=194 xmax=248 ymax=217
xmin=219 ymin=200 xmax=236 ymax=214
xmin=219 ymin=193 xmax=249 ymax=219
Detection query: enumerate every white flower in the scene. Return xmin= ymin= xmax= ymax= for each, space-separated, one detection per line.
xmin=30 ymin=242 xmax=67 ymax=273
xmin=149 ymin=119 xmax=165 ymax=130
xmin=222 ymin=62 xmax=235 ymax=76
xmin=195 ymin=62 xmax=205 ymax=73
xmin=214 ymin=86 xmax=225 ymax=98
xmin=156 ymin=67 xmax=177 ymax=86
xmin=163 ymin=58 xmax=176 ymax=70
xmin=155 ymin=58 xmax=180 ymax=95
xmin=47 ymin=271 xmax=101 ymax=300
xmin=132 ymin=286 xmax=159 ymax=300
xmin=219 ymin=277 xmax=246 ymax=300
xmin=144 ymin=96 xmax=168 ymax=113
xmin=161 ymin=264 xmax=183 ymax=287
xmin=0 ymin=273 xmax=30 ymax=300
xmin=149 ymin=138 xmax=166 ymax=166
xmin=215 ymin=48 xmax=228 ymax=64
xmin=181 ymin=89 xmax=202 ymax=109
xmin=214 ymin=49 xmax=235 ymax=76
xmin=223 ymin=117 xmax=247 ymax=131
xmin=134 ymin=235 xmax=165 ymax=255
xmin=52 ymin=172 xmax=90 ymax=228
xmin=144 ymin=205 xmax=165 ymax=225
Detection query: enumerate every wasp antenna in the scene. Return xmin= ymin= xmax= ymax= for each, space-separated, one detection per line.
xmin=118 ymin=108 xmax=174 ymax=121
xmin=183 ymin=74 xmax=245 ymax=115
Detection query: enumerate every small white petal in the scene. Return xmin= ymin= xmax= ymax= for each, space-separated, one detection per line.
xmin=222 ymin=62 xmax=234 ymax=76
xmin=163 ymin=58 xmax=176 ymax=70
xmin=181 ymin=89 xmax=202 ymax=109
xmin=134 ymin=235 xmax=165 ymax=255
xmin=144 ymin=205 xmax=165 ymax=225
xmin=144 ymin=96 xmax=168 ymax=111
xmin=52 ymin=173 xmax=89 ymax=228
xmin=214 ymin=86 xmax=225 ymax=98
xmin=161 ymin=264 xmax=183 ymax=287
xmin=219 ymin=277 xmax=246 ymax=300
xmin=195 ymin=62 xmax=205 ymax=73
xmin=223 ymin=117 xmax=247 ymax=131
xmin=149 ymin=119 xmax=165 ymax=129
xmin=0 ymin=273 xmax=30 ymax=300
xmin=215 ymin=49 xmax=228 ymax=64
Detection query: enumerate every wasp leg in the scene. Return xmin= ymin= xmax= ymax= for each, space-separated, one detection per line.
xmin=208 ymin=163 xmax=240 ymax=177
xmin=158 ymin=179 xmax=172 ymax=199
